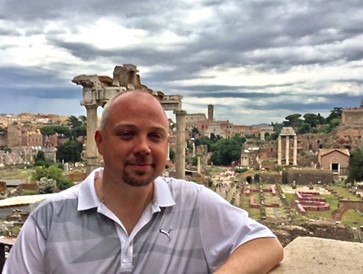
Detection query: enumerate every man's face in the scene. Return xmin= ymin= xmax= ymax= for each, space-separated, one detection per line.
xmin=95 ymin=93 xmax=169 ymax=187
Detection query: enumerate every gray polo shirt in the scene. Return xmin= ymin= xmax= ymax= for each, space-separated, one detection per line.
xmin=4 ymin=168 xmax=275 ymax=274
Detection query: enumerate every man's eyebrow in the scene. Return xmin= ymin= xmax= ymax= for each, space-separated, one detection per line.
xmin=113 ymin=124 xmax=167 ymax=132
xmin=149 ymin=127 xmax=168 ymax=132
xmin=114 ymin=124 xmax=135 ymax=129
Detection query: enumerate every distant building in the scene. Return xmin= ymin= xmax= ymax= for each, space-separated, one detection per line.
xmin=341 ymin=100 xmax=363 ymax=126
xmin=317 ymin=148 xmax=350 ymax=176
xmin=184 ymin=105 xmax=274 ymax=140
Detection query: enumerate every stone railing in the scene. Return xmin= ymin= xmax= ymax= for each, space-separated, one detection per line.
xmin=270 ymin=236 xmax=363 ymax=273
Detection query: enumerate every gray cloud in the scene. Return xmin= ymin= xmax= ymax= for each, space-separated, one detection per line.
xmin=0 ymin=0 xmax=363 ymax=124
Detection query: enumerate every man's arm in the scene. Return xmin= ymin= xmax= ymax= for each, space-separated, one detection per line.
xmin=2 ymin=217 xmax=45 ymax=274
xmin=214 ymin=237 xmax=283 ymax=274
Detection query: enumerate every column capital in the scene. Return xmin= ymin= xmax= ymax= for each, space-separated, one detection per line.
xmin=83 ymin=104 xmax=98 ymax=110
xmin=173 ymin=109 xmax=187 ymax=116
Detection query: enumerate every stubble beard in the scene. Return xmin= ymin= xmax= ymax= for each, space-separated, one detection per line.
xmin=122 ymin=168 xmax=155 ymax=187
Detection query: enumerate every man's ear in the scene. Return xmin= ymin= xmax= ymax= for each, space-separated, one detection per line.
xmin=94 ymin=130 xmax=104 ymax=155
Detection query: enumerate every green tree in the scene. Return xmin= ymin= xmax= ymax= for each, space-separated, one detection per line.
xmin=79 ymin=115 xmax=87 ymax=124
xmin=194 ymin=137 xmax=214 ymax=152
xmin=40 ymin=126 xmax=56 ymax=136
xmin=0 ymin=145 xmax=11 ymax=153
xmin=298 ymin=122 xmax=311 ymax=134
xmin=33 ymin=150 xmax=47 ymax=167
xmin=34 ymin=150 xmax=45 ymax=162
xmin=210 ymin=135 xmax=245 ymax=166
xmin=232 ymin=134 xmax=246 ymax=144
xmin=67 ymin=115 xmax=82 ymax=129
xmin=33 ymin=150 xmax=55 ymax=166
xmin=347 ymin=147 xmax=363 ymax=183
xmin=73 ymin=125 xmax=87 ymax=138
xmin=272 ymin=122 xmax=283 ymax=133
xmin=66 ymin=115 xmax=87 ymax=140
xmin=283 ymin=114 xmax=302 ymax=128
xmin=40 ymin=125 xmax=70 ymax=137
xmin=326 ymin=107 xmax=343 ymax=124
xmin=303 ymin=113 xmax=325 ymax=128
xmin=169 ymin=149 xmax=176 ymax=162
xmin=31 ymin=165 xmax=74 ymax=191
xmin=325 ymin=118 xmax=341 ymax=133
xmin=191 ymin=127 xmax=200 ymax=138
xmin=56 ymin=140 xmax=84 ymax=162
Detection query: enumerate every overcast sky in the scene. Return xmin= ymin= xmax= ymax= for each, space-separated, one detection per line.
xmin=1 ymin=0 xmax=363 ymax=125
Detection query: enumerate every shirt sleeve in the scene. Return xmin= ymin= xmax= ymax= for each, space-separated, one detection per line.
xmin=3 ymin=216 xmax=46 ymax=274
xmin=197 ymin=186 xmax=276 ymax=271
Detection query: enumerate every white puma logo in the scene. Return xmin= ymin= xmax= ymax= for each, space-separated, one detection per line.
xmin=159 ymin=228 xmax=172 ymax=240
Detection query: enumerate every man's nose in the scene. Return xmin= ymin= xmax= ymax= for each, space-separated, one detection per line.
xmin=133 ymin=136 xmax=151 ymax=154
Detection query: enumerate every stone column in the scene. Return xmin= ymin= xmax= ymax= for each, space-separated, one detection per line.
xmin=85 ymin=105 xmax=99 ymax=174
xmin=197 ymin=156 xmax=201 ymax=174
xmin=277 ymin=135 xmax=282 ymax=165
xmin=285 ymin=136 xmax=290 ymax=165
xmin=174 ymin=110 xmax=186 ymax=179
xmin=293 ymin=135 xmax=297 ymax=166
xmin=167 ymin=144 xmax=170 ymax=161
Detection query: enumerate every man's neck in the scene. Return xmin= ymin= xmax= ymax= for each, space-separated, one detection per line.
xmin=95 ymin=172 xmax=154 ymax=234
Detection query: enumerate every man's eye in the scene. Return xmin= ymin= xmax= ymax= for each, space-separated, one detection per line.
xmin=119 ymin=132 xmax=134 ymax=140
xmin=149 ymin=133 xmax=163 ymax=141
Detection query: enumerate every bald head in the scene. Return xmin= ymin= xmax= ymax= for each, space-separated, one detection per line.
xmin=99 ymin=90 xmax=168 ymax=130
xmin=95 ymin=89 xmax=170 ymax=187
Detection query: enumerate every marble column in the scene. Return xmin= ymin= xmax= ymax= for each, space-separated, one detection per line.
xmin=174 ymin=110 xmax=186 ymax=179
xmin=293 ymin=135 xmax=297 ymax=166
xmin=167 ymin=144 xmax=170 ymax=161
xmin=197 ymin=156 xmax=201 ymax=174
xmin=277 ymin=135 xmax=282 ymax=165
xmin=85 ymin=105 xmax=99 ymax=174
xmin=285 ymin=136 xmax=290 ymax=165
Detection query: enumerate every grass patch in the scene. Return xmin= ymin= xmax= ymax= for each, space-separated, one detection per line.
xmin=238 ymin=193 xmax=262 ymax=219
xmin=0 ymin=168 xmax=33 ymax=180
xmin=340 ymin=209 xmax=363 ymax=227
xmin=207 ymin=166 xmax=226 ymax=177
xmin=330 ymin=186 xmax=360 ymax=201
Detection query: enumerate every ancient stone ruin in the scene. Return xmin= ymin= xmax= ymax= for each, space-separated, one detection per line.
xmin=72 ymin=64 xmax=187 ymax=178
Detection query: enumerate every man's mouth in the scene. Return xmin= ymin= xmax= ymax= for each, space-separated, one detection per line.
xmin=128 ymin=163 xmax=153 ymax=173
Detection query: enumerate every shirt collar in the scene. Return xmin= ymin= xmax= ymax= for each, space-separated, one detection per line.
xmin=78 ymin=167 xmax=102 ymax=211
xmin=153 ymin=177 xmax=176 ymax=207
xmin=78 ymin=168 xmax=175 ymax=211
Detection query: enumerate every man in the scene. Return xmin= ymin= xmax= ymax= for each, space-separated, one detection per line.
xmin=4 ymin=90 xmax=283 ymax=273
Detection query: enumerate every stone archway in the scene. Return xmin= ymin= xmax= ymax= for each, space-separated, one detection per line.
xmin=72 ymin=64 xmax=187 ymax=178
xmin=259 ymin=126 xmax=274 ymax=141
xmin=246 ymin=176 xmax=253 ymax=184
xmin=332 ymin=200 xmax=363 ymax=221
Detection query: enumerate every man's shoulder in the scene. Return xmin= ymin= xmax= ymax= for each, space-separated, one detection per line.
xmin=158 ymin=176 xmax=202 ymax=188
xmin=32 ymin=184 xmax=80 ymax=212
xmin=156 ymin=176 xmax=209 ymax=199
